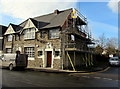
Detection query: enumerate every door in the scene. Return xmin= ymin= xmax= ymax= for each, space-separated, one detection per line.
xmin=47 ymin=51 xmax=52 ymax=67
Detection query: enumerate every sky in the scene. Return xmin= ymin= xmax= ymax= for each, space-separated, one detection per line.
xmin=0 ymin=0 xmax=118 ymax=40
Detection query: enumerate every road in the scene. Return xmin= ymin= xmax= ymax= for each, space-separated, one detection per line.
xmin=1 ymin=67 xmax=120 ymax=88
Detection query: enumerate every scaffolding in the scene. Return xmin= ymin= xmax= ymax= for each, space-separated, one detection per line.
xmin=61 ymin=8 xmax=94 ymax=71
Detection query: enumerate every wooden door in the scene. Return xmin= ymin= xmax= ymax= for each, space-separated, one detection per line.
xmin=47 ymin=51 xmax=52 ymax=67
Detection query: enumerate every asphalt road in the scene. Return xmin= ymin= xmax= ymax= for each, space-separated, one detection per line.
xmin=1 ymin=67 xmax=120 ymax=88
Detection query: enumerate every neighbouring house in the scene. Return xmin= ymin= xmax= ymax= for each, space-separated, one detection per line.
xmin=0 ymin=25 xmax=7 ymax=54
xmin=3 ymin=8 xmax=94 ymax=70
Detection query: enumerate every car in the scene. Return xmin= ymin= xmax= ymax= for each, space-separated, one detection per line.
xmin=109 ymin=57 xmax=120 ymax=66
xmin=0 ymin=53 xmax=28 ymax=70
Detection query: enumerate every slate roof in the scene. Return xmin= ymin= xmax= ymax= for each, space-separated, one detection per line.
xmin=0 ymin=25 xmax=7 ymax=36
xmin=19 ymin=8 xmax=72 ymax=29
xmin=5 ymin=8 xmax=73 ymax=34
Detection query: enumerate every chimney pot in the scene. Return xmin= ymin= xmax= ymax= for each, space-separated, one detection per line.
xmin=54 ymin=9 xmax=59 ymax=14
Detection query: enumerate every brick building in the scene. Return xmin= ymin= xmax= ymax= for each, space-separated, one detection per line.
xmin=3 ymin=8 xmax=94 ymax=70
xmin=0 ymin=25 xmax=7 ymax=54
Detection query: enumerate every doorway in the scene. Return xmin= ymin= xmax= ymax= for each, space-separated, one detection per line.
xmin=47 ymin=51 xmax=52 ymax=67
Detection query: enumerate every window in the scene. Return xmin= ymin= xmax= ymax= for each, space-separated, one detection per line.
xmin=24 ymin=28 xmax=35 ymax=40
xmin=24 ymin=47 xmax=35 ymax=58
xmin=6 ymin=48 xmax=12 ymax=53
xmin=38 ymin=51 xmax=43 ymax=56
xmin=68 ymin=34 xmax=75 ymax=41
xmin=49 ymin=29 xmax=60 ymax=39
xmin=55 ymin=51 xmax=60 ymax=57
xmin=7 ymin=35 xmax=13 ymax=41
xmin=71 ymin=35 xmax=75 ymax=41
xmin=15 ymin=34 xmax=20 ymax=41
xmin=40 ymin=31 xmax=45 ymax=38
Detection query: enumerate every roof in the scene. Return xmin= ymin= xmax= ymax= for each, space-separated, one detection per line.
xmin=9 ymin=23 xmax=22 ymax=32
xmin=0 ymin=25 xmax=7 ymax=36
xmin=19 ymin=8 xmax=72 ymax=29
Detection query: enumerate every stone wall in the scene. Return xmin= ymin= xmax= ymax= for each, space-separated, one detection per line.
xmin=3 ymin=28 xmax=62 ymax=69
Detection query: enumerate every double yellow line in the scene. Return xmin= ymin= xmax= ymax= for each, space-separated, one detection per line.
xmin=69 ymin=67 xmax=110 ymax=75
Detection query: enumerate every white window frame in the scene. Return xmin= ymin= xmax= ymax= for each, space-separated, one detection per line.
xmin=24 ymin=47 xmax=35 ymax=58
xmin=38 ymin=51 xmax=43 ymax=57
xmin=24 ymin=28 xmax=35 ymax=40
xmin=6 ymin=48 xmax=12 ymax=53
xmin=55 ymin=51 xmax=60 ymax=57
xmin=49 ymin=28 xmax=60 ymax=39
xmin=15 ymin=34 xmax=20 ymax=41
xmin=7 ymin=35 xmax=13 ymax=41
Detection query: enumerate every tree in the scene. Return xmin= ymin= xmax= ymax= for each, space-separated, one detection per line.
xmin=105 ymin=38 xmax=118 ymax=55
xmin=95 ymin=33 xmax=118 ymax=55
xmin=95 ymin=45 xmax=104 ymax=54
xmin=98 ymin=33 xmax=106 ymax=48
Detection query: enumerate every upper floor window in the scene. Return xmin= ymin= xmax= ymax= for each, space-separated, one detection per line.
xmin=24 ymin=28 xmax=35 ymax=40
xmin=15 ymin=34 xmax=20 ymax=41
xmin=68 ymin=34 xmax=75 ymax=41
xmin=40 ymin=31 xmax=46 ymax=38
xmin=49 ymin=28 xmax=60 ymax=39
xmin=7 ymin=35 xmax=13 ymax=41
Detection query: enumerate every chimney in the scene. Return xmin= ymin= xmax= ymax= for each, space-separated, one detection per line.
xmin=54 ymin=9 xmax=59 ymax=14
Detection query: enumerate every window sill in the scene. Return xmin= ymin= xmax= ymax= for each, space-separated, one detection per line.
xmin=24 ymin=39 xmax=35 ymax=41
xmin=48 ymin=38 xmax=60 ymax=40
xmin=28 ymin=57 xmax=35 ymax=60
xmin=38 ymin=56 xmax=43 ymax=58
xmin=54 ymin=56 xmax=60 ymax=59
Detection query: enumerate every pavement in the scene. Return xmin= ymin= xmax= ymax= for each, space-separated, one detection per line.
xmin=26 ymin=65 xmax=109 ymax=73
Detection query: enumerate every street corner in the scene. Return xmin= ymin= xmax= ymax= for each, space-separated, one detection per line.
xmin=69 ymin=66 xmax=111 ymax=76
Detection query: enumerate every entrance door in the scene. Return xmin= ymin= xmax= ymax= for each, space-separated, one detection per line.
xmin=47 ymin=51 xmax=52 ymax=67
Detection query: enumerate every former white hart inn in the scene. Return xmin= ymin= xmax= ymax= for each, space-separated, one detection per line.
xmin=3 ymin=8 xmax=94 ymax=70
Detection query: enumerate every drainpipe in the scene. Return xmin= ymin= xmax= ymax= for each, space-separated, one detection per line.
xmin=11 ymin=35 xmax=14 ymax=53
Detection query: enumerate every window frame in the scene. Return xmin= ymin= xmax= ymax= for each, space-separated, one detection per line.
xmin=24 ymin=28 xmax=36 ymax=40
xmin=38 ymin=51 xmax=43 ymax=57
xmin=49 ymin=28 xmax=60 ymax=39
xmin=40 ymin=31 xmax=46 ymax=39
xmin=55 ymin=51 xmax=60 ymax=57
xmin=24 ymin=47 xmax=35 ymax=58
xmin=6 ymin=48 xmax=12 ymax=53
xmin=15 ymin=34 xmax=20 ymax=41
xmin=7 ymin=35 xmax=13 ymax=42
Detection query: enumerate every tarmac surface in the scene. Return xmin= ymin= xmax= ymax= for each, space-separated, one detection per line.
xmin=1 ymin=66 xmax=119 ymax=88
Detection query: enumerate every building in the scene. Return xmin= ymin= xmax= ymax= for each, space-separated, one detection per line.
xmin=0 ymin=25 xmax=7 ymax=54
xmin=3 ymin=8 xmax=94 ymax=70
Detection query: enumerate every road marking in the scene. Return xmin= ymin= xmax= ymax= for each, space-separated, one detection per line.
xmin=98 ymin=67 xmax=110 ymax=73
xmin=94 ymin=77 xmax=101 ymax=79
xmin=81 ymin=75 xmax=115 ymax=81
xmin=69 ymin=67 xmax=111 ymax=75
xmin=103 ymin=78 xmax=112 ymax=80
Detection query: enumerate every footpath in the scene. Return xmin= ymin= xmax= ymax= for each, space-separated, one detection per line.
xmin=26 ymin=64 xmax=109 ymax=73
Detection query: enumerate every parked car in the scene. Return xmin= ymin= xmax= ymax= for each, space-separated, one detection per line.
xmin=109 ymin=57 xmax=120 ymax=66
xmin=0 ymin=53 xmax=28 ymax=70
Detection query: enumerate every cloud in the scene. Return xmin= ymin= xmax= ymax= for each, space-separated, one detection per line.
xmin=0 ymin=0 xmax=77 ymax=20
xmin=107 ymin=0 xmax=119 ymax=13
